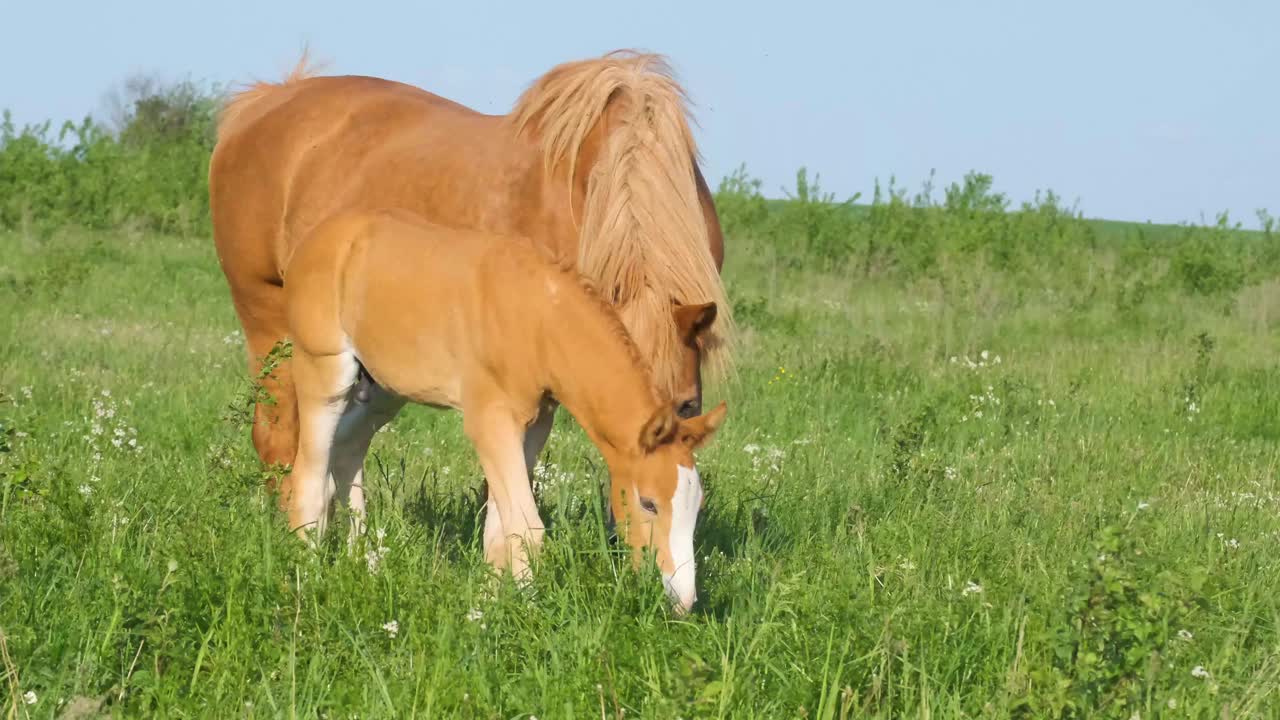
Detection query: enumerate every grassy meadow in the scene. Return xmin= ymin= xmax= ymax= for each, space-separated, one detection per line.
xmin=2 ymin=93 xmax=1280 ymax=717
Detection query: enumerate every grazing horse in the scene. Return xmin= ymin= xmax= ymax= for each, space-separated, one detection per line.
xmin=209 ymin=51 xmax=735 ymax=504
xmin=284 ymin=209 xmax=727 ymax=612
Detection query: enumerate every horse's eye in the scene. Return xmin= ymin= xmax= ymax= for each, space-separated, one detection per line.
xmin=638 ymin=496 xmax=659 ymax=515
xmin=677 ymin=399 xmax=700 ymax=419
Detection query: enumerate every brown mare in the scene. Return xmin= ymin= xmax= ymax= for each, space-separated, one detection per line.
xmin=284 ymin=209 xmax=727 ymax=611
xmin=209 ymin=51 xmax=735 ymax=504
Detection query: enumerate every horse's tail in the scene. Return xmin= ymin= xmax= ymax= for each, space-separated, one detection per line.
xmin=217 ymin=50 xmax=322 ymax=143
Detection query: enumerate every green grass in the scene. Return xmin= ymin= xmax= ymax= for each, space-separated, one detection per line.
xmin=2 ymin=197 xmax=1280 ymax=719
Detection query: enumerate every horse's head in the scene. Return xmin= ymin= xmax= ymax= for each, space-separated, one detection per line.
xmin=670 ymin=301 xmax=719 ymax=420
xmin=610 ymin=399 xmax=728 ymax=613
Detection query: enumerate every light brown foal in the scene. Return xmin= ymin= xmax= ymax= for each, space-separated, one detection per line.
xmin=284 ymin=209 xmax=727 ymax=612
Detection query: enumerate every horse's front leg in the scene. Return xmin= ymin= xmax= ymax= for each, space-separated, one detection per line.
xmin=329 ymin=381 xmax=405 ymax=548
xmin=521 ymin=398 xmax=558 ymax=474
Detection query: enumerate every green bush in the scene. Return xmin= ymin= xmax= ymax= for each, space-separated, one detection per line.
xmin=0 ymin=77 xmax=218 ymax=236
xmin=2 ymin=82 xmax=1274 ymax=293
xmin=714 ymin=165 xmax=1276 ymax=295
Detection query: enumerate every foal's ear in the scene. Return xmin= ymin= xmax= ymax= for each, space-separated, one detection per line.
xmin=673 ymin=302 xmax=717 ymax=344
xmin=639 ymin=405 xmax=678 ymax=453
xmin=678 ymin=401 xmax=728 ymax=451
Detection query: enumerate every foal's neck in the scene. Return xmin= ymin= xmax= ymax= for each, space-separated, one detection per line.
xmin=538 ymin=276 xmax=661 ymax=457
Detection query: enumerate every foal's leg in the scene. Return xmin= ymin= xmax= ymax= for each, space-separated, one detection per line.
xmin=289 ymin=349 xmax=358 ymax=539
xmin=330 ymin=385 xmax=404 ymax=546
xmin=481 ymin=401 xmax=556 ymax=569
xmin=466 ymin=408 xmax=544 ymax=581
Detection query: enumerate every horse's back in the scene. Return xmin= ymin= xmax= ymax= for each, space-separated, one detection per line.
xmin=210 ymin=75 xmax=509 ymax=282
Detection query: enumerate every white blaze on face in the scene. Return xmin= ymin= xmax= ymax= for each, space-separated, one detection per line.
xmin=663 ymin=465 xmax=703 ymax=612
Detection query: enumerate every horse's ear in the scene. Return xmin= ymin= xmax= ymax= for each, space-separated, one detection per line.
xmin=679 ymin=401 xmax=728 ymax=451
xmin=673 ymin=302 xmax=717 ymax=344
xmin=639 ymin=405 xmax=677 ymax=453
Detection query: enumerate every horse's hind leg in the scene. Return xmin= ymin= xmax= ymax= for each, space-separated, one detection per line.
xmin=330 ymin=382 xmax=404 ymax=547
xmin=224 ymin=276 xmax=300 ymax=498
xmin=289 ymin=349 xmax=358 ymax=540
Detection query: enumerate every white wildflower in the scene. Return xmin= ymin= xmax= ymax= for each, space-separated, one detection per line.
xmin=382 ymin=620 xmax=399 ymax=638
xmin=1177 ymin=629 xmax=1193 ymax=642
xmin=962 ymin=581 xmax=983 ymax=596
xmin=364 ymin=526 xmax=390 ymax=574
xmin=78 ymin=484 xmax=93 ymax=497
xmin=366 ymin=547 xmax=388 ymax=574
xmin=466 ymin=608 xmax=484 ymax=622
xmin=743 ymin=443 xmax=761 ymax=454
xmin=23 ymin=691 xmax=37 ymax=705
xmin=1136 ymin=501 xmax=1151 ymax=511
xmin=1191 ymin=665 xmax=1210 ymax=679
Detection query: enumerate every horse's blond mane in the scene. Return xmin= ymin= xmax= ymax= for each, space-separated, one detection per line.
xmin=217 ymin=51 xmax=324 ymax=142
xmin=508 ymin=50 xmax=736 ymax=396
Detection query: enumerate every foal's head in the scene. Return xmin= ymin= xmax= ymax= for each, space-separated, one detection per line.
xmin=611 ymin=400 xmax=728 ymax=614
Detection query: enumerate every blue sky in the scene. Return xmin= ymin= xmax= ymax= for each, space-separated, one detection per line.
xmin=4 ymin=0 xmax=1276 ymax=226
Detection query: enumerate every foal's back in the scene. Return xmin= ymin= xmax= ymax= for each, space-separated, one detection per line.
xmin=285 ymin=209 xmax=561 ymax=408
